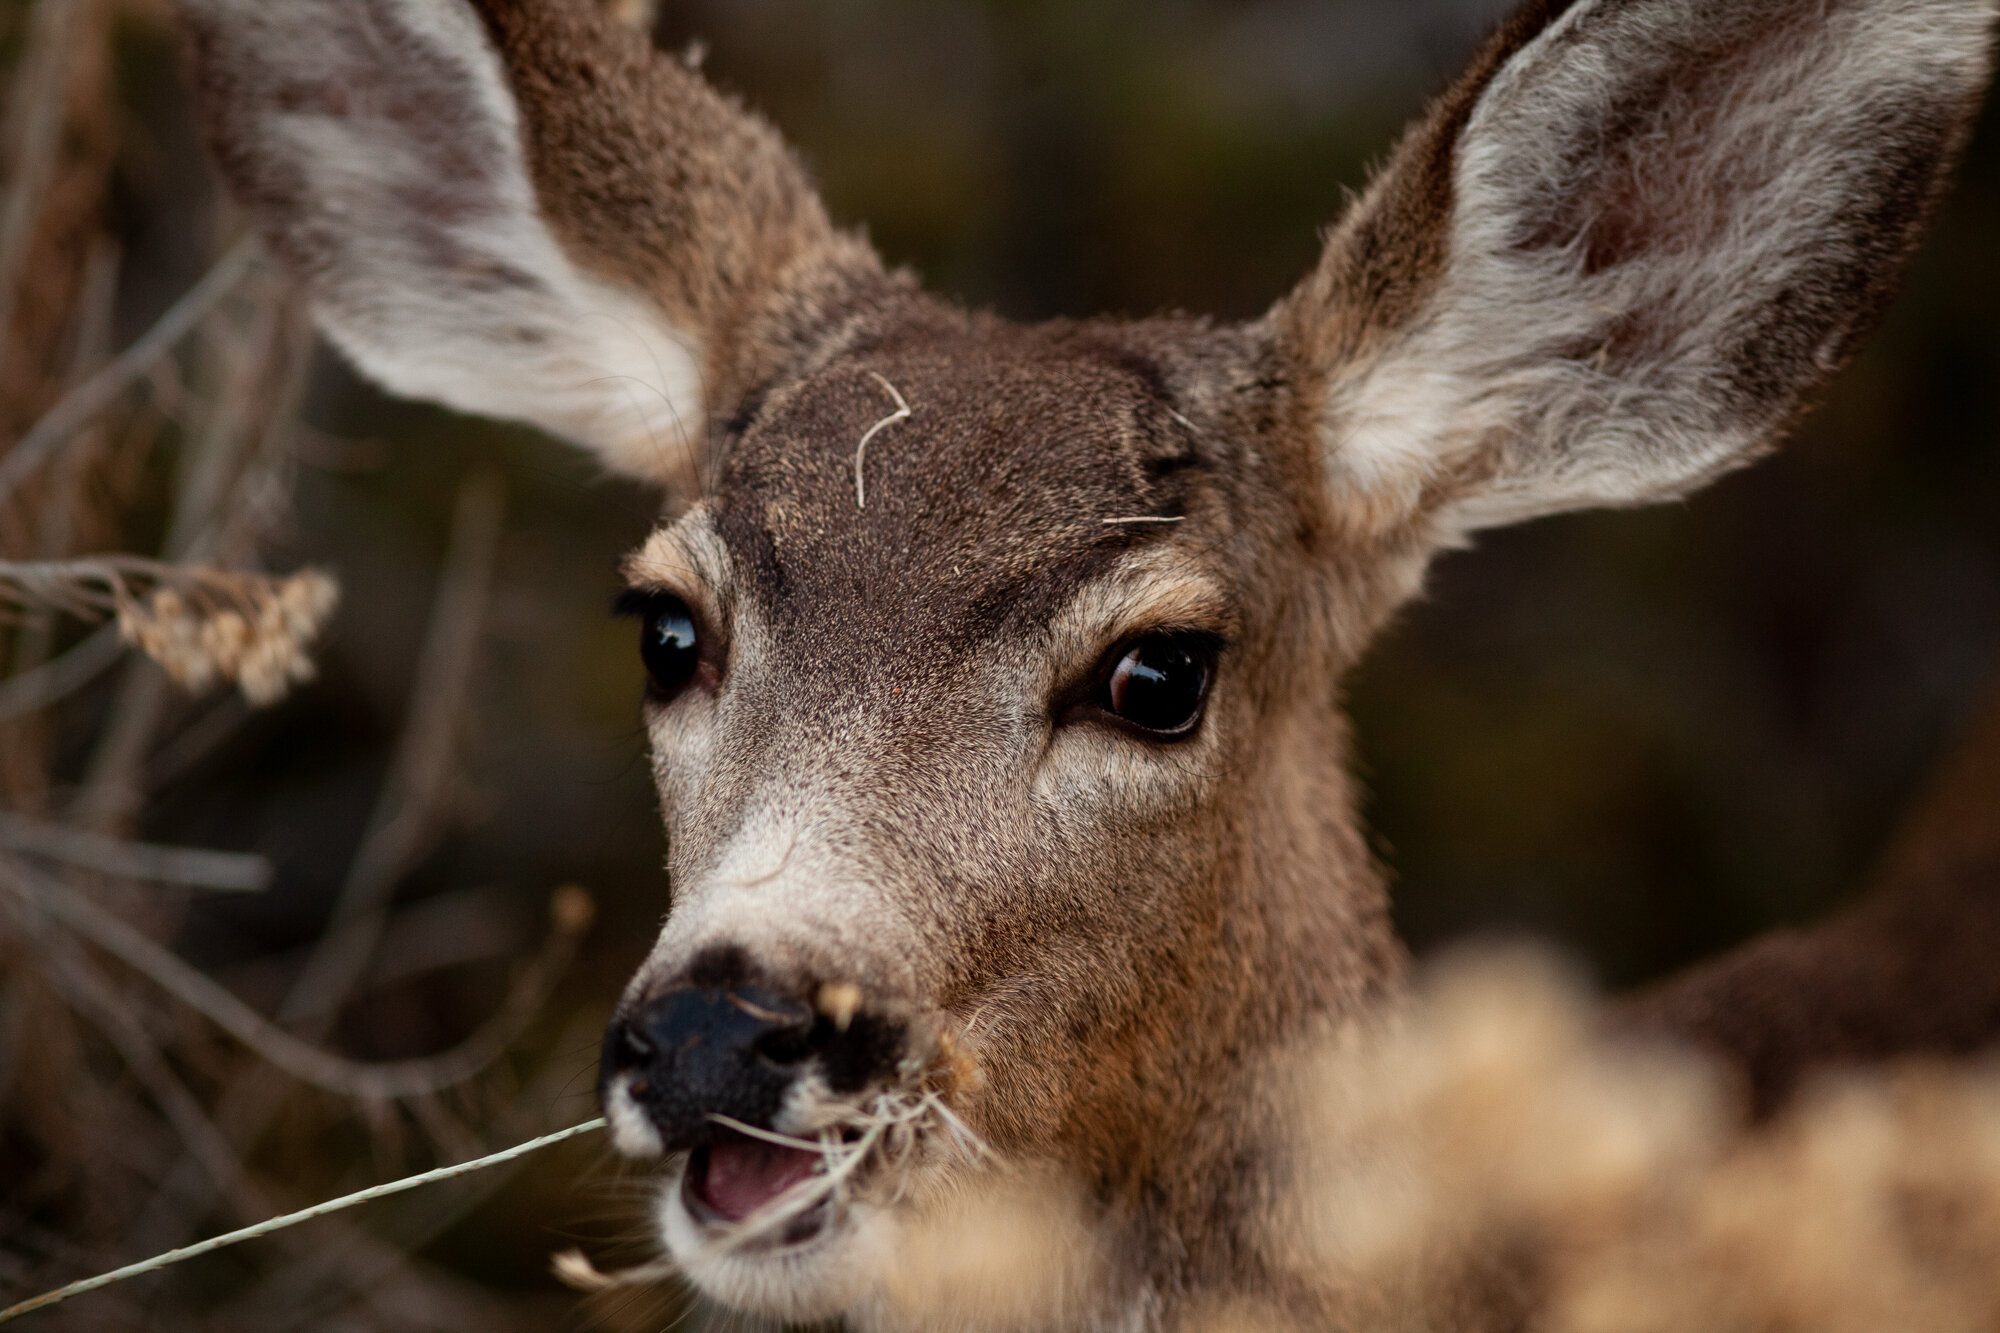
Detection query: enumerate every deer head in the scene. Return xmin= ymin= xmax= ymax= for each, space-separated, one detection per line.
xmin=175 ymin=0 xmax=1993 ymax=1325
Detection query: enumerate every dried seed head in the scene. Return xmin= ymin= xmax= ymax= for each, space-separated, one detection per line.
xmin=119 ymin=586 xmax=219 ymax=691
xmin=818 ymin=981 xmax=863 ymax=1032
xmin=200 ymin=610 xmax=250 ymax=664
xmin=110 ymin=566 xmax=341 ymax=707
xmin=277 ymin=569 xmax=339 ymax=635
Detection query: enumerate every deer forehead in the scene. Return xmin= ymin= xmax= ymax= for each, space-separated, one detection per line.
xmin=632 ymin=322 xmax=1250 ymax=677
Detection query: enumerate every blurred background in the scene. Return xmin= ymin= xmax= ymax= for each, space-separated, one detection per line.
xmin=1 ymin=0 xmax=1996 ymax=1327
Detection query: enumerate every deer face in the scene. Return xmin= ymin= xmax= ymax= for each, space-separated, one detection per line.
xmin=177 ymin=0 xmax=1992 ymax=1323
xmin=594 ymin=320 xmax=1405 ymax=1311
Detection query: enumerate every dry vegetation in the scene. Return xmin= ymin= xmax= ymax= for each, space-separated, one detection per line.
xmin=6 ymin=2 xmax=2000 ymax=1331
xmin=1260 ymin=954 xmax=2000 ymax=1333
xmin=0 ymin=2 xmax=609 ymax=1328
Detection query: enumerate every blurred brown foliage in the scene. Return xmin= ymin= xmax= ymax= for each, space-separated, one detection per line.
xmin=1264 ymin=953 xmax=2000 ymax=1333
xmin=2 ymin=0 xmax=1996 ymax=1329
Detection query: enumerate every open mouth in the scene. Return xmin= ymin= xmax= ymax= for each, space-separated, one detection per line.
xmin=682 ymin=1127 xmax=834 ymax=1244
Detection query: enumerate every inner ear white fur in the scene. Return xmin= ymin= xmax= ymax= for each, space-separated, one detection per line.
xmin=184 ymin=0 xmax=704 ymax=487
xmin=1317 ymin=0 xmax=1995 ymax=540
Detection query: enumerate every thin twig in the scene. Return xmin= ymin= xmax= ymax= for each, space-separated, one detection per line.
xmin=214 ymin=887 xmax=518 ymax=1002
xmin=12 ymin=240 xmax=120 ymax=679
xmin=232 ymin=1012 xmax=608 ymax=1332
xmin=0 ymin=556 xmax=168 ymax=617
xmin=0 ymin=237 xmax=258 ymax=513
xmin=853 ymin=371 xmax=912 ymax=510
xmin=0 ymin=1118 xmax=606 ymax=1324
xmin=73 ymin=288 xmax=318 ymax=835
xmin=0 ymin=0 xmax=83 ymax=347
xmin=405 ymin=1092 xmax=484 ymax=1168
xmin=164 ymin=276 xmax=303 ymax=563
xmin=691 ymin=1086 xmax=988 ymax=1258
xmin=0 ymin=811 xmax=271 ymax=891
xmin=0 ymin=856 xmax=592 ymax=1099
xmin=279 ymin=470 xmax=507 ymax=1027
xmin=0 ymin=554 xmax=317 ymax=612
xmin=0 ymin=623 xmax=121 ymax=724
xmin=134 ymin=471 xmax=505 ymax=1252
xmin=0 ymin=889 xmax=267 ymax=1225
xmin=142 ymin=692 xmax=249 ymax=790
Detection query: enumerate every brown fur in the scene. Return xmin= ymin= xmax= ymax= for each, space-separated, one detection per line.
xmin=616 ymin=306 xmax=1407 ymax=1309
xmin=469 ymin=0 xmax=898 ymax=426
xmin=173 ymin=0 xmax=1999 ymax=1326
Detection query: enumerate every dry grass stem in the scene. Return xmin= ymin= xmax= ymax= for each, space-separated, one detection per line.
xmin=0 ymin=810 xmax=271 ymax=891
xmin=278 ymin=470 xmax=506 ymax=1027
xmin=1 ymin=857 xmax=593 ymax=1101
xmin=0 ymin=17 xmax=579 ymax=1324
xmin=0 ymin=0 xmax=84 ymax=345
xmin=223 ymin=1013 xmax=613 ymax=1333
xmin=0 ymin=892 xmax=268 ymax=1223
xmin=0 ymin=623 xmax=120 ymax=724
xmin=548 ymin=1247 xmax=679 ymax=1293
xmin=702 ymin=1086 xmax=992 ymax=1258
xmin=127 ymin=472 xmax=505 ymax=1264
xmin=0 ymin=237 xmax=258 ymax=512
xmin=0 ymin=1118 xmax=606 ymax=1325
xmin=547 ymin=1088 xmax=995 ymax=1298
xmin=853 ymin=370 xmax=912 ymax=509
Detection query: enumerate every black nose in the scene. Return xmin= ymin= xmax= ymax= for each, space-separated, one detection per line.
xmin=602 ymin=986 xmax=817 ymax=1147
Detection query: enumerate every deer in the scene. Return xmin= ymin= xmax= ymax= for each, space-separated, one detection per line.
xmin=168 ymin=0 xmax=1999 ymax=1327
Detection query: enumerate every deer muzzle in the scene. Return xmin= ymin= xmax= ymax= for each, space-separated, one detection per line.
xmin=599 ymin=979 xmax=917 ymax=1220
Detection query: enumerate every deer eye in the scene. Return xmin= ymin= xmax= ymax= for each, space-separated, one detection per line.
xmin=617 ymin=591 xmax=702 ymax=700
xmin=1101 ymin=634 xmax=1215 ymax=737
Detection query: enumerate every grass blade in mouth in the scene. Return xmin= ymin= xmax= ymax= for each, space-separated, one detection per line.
xmin=0 ymin=1118 xmax=606 ymax=1324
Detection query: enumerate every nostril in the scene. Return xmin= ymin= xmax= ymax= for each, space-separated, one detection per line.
xmin=751 ymin=1018 xmax=820 ymax=1067
xmin=610 ymin=983 xmax=842 ymax=1147
xmin=615 ymin=1021 xmax=655 ymax=1068
xmin=601 ymin=1013 xmax=657 ymax=1081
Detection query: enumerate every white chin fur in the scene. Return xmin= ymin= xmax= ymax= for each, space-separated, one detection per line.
xmin=655 ymin=1165 xmax=895 ymax=1322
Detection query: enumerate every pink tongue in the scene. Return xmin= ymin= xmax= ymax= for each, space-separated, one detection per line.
xmin=698 ymin=1134 xmax=821 ymax=1221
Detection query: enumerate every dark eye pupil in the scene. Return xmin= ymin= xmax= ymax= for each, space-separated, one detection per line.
xmin=1106 ymin=637 xmax=1209 ymax=734
xmin=640 ymin=600 xmax=699 ymax=697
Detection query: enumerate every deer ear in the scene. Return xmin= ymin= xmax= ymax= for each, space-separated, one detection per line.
xmin=176 ymin=0 xmax=883 ymax=494
xmin=1273 ymin=0 xmax=1994 ymax=541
